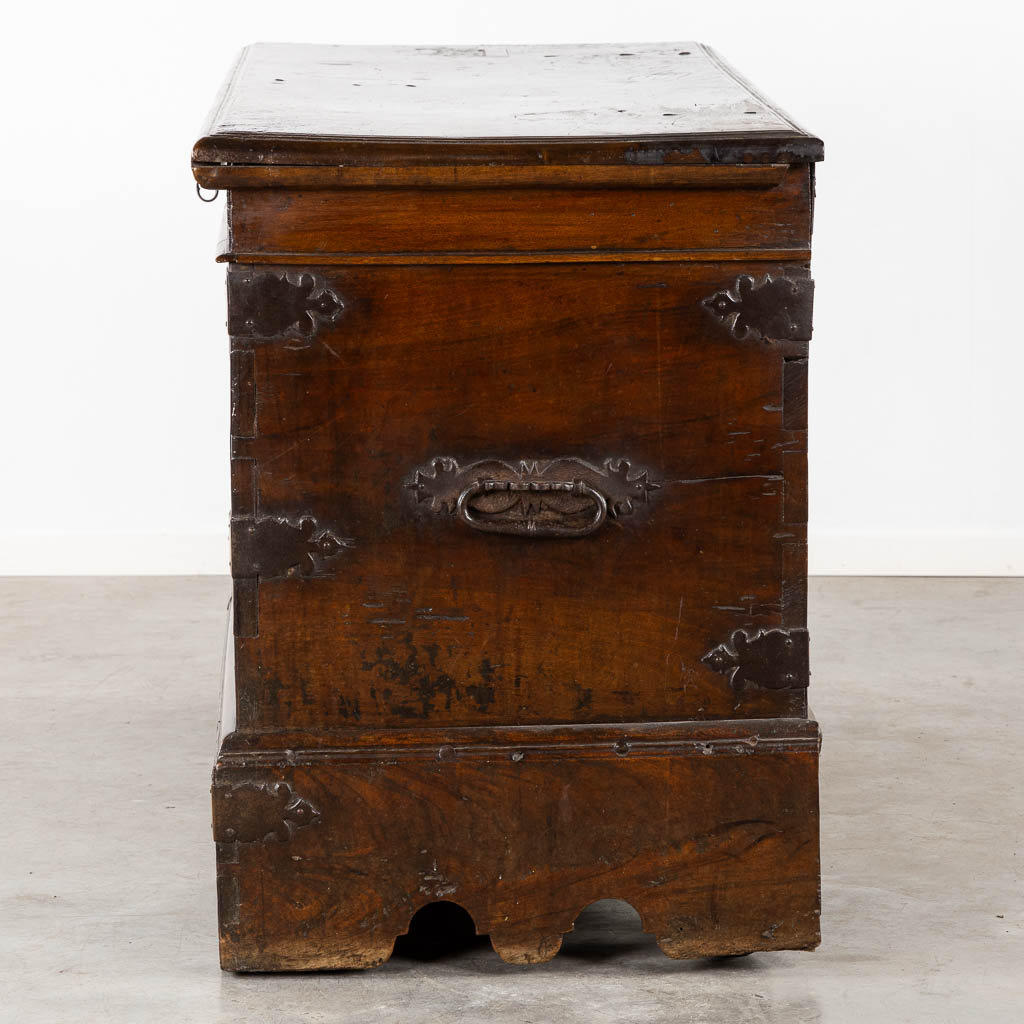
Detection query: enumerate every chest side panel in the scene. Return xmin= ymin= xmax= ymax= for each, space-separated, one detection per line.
xmin=228 ymin=261 xmax=808 ymax=731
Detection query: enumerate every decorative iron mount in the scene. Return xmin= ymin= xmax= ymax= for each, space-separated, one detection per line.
xmin=213 ymin=781 xmax=320 ymax=845
xmin=228 ymin=269 xmax=345 ymax=343
xmin=407 ymin=457 xmax=660 ymax=538
xmin=702 ymin=628 xmax=810 ymax=691
xmin=702 ymin=273 xmax=813 ymax=343
xmin=231 ymin=515 xmax=351 ymax=580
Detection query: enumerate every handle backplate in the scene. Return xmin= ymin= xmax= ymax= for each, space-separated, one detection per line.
xmin=407 ymin=456 xmax=659 ymax=539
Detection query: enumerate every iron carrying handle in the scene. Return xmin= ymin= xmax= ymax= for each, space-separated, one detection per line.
xmin=456 ymin=479 xmax=607 ymax=538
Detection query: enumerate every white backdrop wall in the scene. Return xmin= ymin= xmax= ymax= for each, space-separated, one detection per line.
xmin=0 ymin=1 xmax=1020 ymax=575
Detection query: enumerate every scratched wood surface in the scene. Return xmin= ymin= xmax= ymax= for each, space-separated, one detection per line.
xmin=193 ymin=42 xmax=822 ymax=176
xmin=229 ymin=261 xmax=808 ymax=731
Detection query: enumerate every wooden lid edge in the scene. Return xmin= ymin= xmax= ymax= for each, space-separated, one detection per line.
xmin=191 ymin=132 xmax=824 ymax=174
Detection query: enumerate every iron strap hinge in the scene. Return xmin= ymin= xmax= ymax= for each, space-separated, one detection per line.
xmin=230 ymin=516 xmax=350 ymax=581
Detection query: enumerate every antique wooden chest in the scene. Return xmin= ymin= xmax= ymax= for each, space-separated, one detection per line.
xmin=193 ymin=41 xmax=823 ymax=971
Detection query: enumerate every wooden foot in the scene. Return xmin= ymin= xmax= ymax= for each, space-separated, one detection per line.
xmin=489 ymin=930 xmax=564 ymax=965
xmin=655 ymin=934 xmax=755 ymax=960
xmin=222 ymin=935 xmax=396 ymax=972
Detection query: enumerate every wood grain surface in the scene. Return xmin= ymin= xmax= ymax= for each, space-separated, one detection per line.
xmin=228 ymin=261 xmax=809 ymax=732
xmin=226 ymin=168 xmax=811 ymax=255
xmin=199 ymin=162 xmax=791 ymax=191
xmin=214 ymin=717 xmax=821 ymax=969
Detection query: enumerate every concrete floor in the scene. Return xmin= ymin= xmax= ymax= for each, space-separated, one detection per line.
xmin=1 ymin=577 xmax=1021 ymax=1023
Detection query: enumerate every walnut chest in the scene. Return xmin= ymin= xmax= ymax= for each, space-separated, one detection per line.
xmin=193 ymin=41 xmax=823 ymax=970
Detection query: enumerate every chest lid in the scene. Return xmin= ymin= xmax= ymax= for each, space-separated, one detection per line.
xmin=193 ymin=42 xmax=822 ymax=182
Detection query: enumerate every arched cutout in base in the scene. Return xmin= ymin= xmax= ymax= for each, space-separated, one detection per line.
xmin=392 ymin=900 xmax=487 ymax=962
xmin=559 ymin=898 xmax=656 ymax=960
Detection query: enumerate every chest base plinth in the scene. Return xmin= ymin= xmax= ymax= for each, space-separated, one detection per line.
xmin=213 ymin=716 xmax=820 ymax=970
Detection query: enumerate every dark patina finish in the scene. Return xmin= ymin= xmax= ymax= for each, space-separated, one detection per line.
xmin=194 ymin=41 xmax=824 ymax=971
